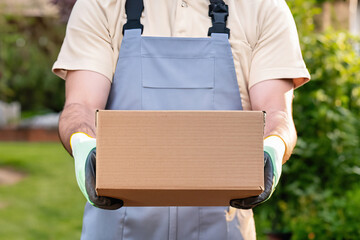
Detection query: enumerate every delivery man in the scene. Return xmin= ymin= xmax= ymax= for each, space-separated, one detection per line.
xmin=53 ymin=0 xmax=310 ymax=239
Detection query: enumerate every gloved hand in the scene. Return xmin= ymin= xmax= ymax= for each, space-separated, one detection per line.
xmin=230 ymin=135 xmax=285 ymax=209
xmin=70 ymin=132 xmax=123 ymax=210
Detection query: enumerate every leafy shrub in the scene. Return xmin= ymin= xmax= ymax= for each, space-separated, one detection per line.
xmin=254 ymin=0 xmax=360 ymax=238
xmin=292 ymin=29 xmax=359 ymax=239
xmin=255 ymin=27 xmax=360 ymax=240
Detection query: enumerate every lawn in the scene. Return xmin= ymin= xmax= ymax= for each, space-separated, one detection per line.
xmin=0 ymin=142 xmax=84 ymax=239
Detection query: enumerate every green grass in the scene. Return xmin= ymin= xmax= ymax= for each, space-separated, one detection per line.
xmin=0 ymin=142 xmax=85 ymax=239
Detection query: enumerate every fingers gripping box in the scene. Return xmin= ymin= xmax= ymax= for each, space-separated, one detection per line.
xmin=96 ymin=110 xmax=264 ymax=206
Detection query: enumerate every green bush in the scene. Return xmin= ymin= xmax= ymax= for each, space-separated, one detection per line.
xmin=0 ymin=15 xmax=66 ymax=114
xmin=255 ymin=23 xmax=360 ymax=240
xmin=292 ymin=30 xmax=359 ymax=239
xmin=255 ymin=1 xmax=360 ymax=239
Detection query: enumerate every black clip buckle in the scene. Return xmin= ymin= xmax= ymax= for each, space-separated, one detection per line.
xmin=122 ymin=20 xmax=144 ymax=35
xmin=208 ymin=2 xmax=230 ymax=37
xmin=208 ymin=2 xmax=229 ymax=20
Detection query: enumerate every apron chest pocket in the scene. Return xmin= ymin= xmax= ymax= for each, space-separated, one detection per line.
xmin=141 ymin=57 xmax=215 ymax=110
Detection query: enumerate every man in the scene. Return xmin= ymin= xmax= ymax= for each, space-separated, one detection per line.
xmin=53 ymin=0 xmax=310 ymax=239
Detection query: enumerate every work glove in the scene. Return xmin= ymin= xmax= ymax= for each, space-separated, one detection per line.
xmin=70 ymin=132 xmax=123 ymax=210
xmin=230 ymin=135 xmax=285 ymax=209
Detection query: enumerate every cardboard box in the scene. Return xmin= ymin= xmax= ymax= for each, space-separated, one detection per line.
xmin=96 ymin=110 xmax=265 ymax=206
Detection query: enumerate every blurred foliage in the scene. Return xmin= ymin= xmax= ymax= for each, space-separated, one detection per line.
xmin=0 ymin=14 xmax=66 ymax=114
xmin=287 ymin=0 xmax=322 ymax=36
xmin=255 ymin=0 xmax=360 ymax=239
xmin=51 ymin=0 xmax=76 ymax=22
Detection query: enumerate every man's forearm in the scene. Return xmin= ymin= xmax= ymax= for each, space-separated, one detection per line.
xmin=59 ymin=103 xmax=97 ymax=155
xmin=249 ymin=79 xmax=297 ymax=164
xmin=264 ymin=109 xmax=297 ymax=163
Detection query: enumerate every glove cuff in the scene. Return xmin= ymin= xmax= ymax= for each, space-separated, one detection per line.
xmin=264 ymin=135 xmax=286 ymax=162
xmin=264 ymin=135 xmax=285 ymax=187
xmin=70 ymin=132 xmax=95 ymax=151
xmin=70 ymin=132 xmax=96 ymax=206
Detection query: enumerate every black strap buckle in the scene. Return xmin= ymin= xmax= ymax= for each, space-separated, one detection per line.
xmin=122 ymin=20 xmax=144 ymax=35
xmin=208 ymin=1 xmax=230 ymax=38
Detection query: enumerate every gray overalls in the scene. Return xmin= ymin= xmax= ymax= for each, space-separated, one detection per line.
xmin=81 ymin=0 xmax=255 ymax=239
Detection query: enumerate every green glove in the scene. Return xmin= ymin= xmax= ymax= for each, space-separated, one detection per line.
xmin=230 ymin=135 xmax=285 ymax=209
xmin=70 ymin=132 xmax=123 ymax=210
xmin=263 ymin=135 xmax=285 ymax=195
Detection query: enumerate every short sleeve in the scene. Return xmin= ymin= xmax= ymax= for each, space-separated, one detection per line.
xmin=249 ymin=0 xmax=310 ymax=89
xmin=52 ymin=0 xmax=114 ymax=81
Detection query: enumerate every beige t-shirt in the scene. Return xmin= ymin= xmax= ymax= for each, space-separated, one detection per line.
xmin=53 ymin=0 xmax=310 ymax=110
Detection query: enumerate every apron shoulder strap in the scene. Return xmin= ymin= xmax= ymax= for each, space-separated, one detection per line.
xmin=122 ymin=0 xmax=144 ymax=35
xmin=122 ymin=0 xmax=230 ymax=37
xmin=208 ymin=0 xmax=230 ymax=38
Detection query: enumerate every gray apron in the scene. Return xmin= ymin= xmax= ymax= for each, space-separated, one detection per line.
xmin=81 ymin=3 xmax=256 ymax=239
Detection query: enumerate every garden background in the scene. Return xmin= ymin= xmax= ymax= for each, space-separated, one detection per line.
xmin=0 ymin=0 xmax=360 ymax=239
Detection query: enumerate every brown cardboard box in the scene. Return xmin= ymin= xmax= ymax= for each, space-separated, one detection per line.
xmin=96 ymin=110 xmax=264 ymax=206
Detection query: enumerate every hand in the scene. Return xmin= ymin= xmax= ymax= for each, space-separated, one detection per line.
xmin=230 ymin=136 xmax=285 ymax=209
xmin=71 ymin=132 xmax=123 ymax=210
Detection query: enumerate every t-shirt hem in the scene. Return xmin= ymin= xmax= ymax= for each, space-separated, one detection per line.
xmin=52 ymin=60 xmax=113 ymax=82
xmin=249 ymin=68 xmax=311 ymax=89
